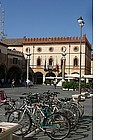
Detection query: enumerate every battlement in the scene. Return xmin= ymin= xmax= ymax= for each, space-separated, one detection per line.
xmin=22 ymin=34 xmax=87 ymax=44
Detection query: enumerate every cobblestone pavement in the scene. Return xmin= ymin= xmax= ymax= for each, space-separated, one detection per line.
xmin=0 ymin=85 xmax=93 ymax=140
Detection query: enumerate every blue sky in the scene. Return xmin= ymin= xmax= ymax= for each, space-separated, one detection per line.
xmin=0 ymin=0 xmax=93 ymax=46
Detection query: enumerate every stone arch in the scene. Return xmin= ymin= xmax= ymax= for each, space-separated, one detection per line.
xmin=34 ymin=72 xmax=43 ymax=84
xmin=45 ymin=72 xmax=56 ymax=77
xmin=7 ymin=66 xmax=22 ymax=85
xmin=45 ymin=72 xmax=56 ymax=85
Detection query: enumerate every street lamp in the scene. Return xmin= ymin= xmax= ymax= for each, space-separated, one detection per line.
xmin=26 ymin=48 xmax=31 ymax=82
xmin=77 ymin=16 xmax=84 ymax=94
xmin=61 ymin=46 xmax=66 ymax=82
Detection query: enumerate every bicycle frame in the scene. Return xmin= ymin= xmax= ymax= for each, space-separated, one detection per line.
xmin=19 ymin=103 xmax=58 ymax=132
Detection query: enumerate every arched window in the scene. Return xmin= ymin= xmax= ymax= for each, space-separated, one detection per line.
xmin=74 ymin=57 xmax=78 ymax=67
xmin=49 ymin=57 xmax=53 ymax=65
xmin=37 ymin=57 xmax=41 ymax=66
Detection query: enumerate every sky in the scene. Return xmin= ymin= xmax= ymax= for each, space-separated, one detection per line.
xmin=0 ymin=0 xmax=93 ymax=46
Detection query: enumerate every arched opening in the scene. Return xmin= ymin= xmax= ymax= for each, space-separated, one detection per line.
xmin=74 ymin=57 xmax=78 ymax=67
xmin=7 ymin=66 xmax=22 ymax=85
xmin=49 ymin=57 xmax=53 ymax=66
xmin=45 ymin=72 xmax=56 ymax=85
xmin=37 ymin=57 xmax=41 ymax=66
xmin=34 ymin=72 xmax=43 ymax=84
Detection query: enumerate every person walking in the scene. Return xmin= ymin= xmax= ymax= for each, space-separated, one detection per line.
xmin=11 ymin=79 xmax=15 ymax=88
xmin=26 ymin=79 xmax=31 ymax=88
xmin=54 ymin=79 xmax=57 ymax=89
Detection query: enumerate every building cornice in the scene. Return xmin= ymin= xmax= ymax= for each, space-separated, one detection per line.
xmin=22 ymin=34 xmax=89 ymax=45
xmin=1 ymin=34 xmax=92 ymax=50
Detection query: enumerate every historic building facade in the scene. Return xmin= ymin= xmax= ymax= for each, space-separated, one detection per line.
xmin=0 ymin=41 xmax=25 ymax=85
xmin=2 ymin=34 xmax=92 ymax=84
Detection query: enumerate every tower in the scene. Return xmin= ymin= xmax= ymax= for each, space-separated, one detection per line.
xmin=0 ymin=2 xmax=6 ymax=40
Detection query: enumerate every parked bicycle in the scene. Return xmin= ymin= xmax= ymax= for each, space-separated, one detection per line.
xmin=7 ymin=93 xmax=71 ymax=140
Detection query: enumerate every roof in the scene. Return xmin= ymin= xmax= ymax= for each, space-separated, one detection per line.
xmin=0 ymin=42 xmax=8 ymax=48
xmin=1 ymin=38 xmax=23 ymax=46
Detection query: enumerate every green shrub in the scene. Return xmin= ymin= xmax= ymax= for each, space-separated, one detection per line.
xmin=62 ymin=81 xmax=78 ymax=90
xmin=72 ymin=82 xmax=78 ymax=90
xmin=62 ymin=82 xmax=68 ymax=89
xmin=81 ymin=82 xmax=86 ymax=89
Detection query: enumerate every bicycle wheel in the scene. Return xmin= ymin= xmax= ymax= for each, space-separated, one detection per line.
xmin=60 ymin=108 xmax=78 ymax=129
xmin=77 ymin=102 xmax=84 ymax=118
xmin=72 ymin=102 xmax=84 ymax=118
xmin=7 ymin=109 xmax=32 ymax=136
xmin=68 ymin=104 xmax=80 ymax=124
xmin=43 ymin=112 xmax=70 ymax=140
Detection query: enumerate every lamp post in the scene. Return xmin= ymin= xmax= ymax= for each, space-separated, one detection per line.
xmin=77 ymin=16 xmax=84 ymax=94
xmin=61 ymin=46 xmax=66 ymax=82
xmin=69 ymin=43 xmax=71 ymax=74
xmin=26 ymin=48 xmax=31 ymax=82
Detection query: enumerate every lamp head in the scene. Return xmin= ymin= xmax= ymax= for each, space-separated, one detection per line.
xmin=77 ymin=16 xmax=85 ymax=27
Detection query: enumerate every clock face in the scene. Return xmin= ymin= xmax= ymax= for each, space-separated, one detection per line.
xmin=62 ymin=46 xmax=66 ymax=52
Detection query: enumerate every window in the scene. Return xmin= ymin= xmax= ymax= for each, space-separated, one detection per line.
xmin=49 ymin=58 xmax=53 ymax=65
xmin=74 ymin=57 xmax=78 ymax=66
xmin=13 ymin=58 xmax=18 ymax=64
xmin=49 ymin=47 xmax=54 ymax=52
xmin=37 ymin=58 xmax=41 ymax=66
xmin=26 ymin=48 xmax=30 ymax=53
xmin=37 ymin=47 xmax=42 ymax=52
xmin=61 ymin=46 xmax=66 ymax=52
xmin=73 ymin=46 xmax=79 ymax=52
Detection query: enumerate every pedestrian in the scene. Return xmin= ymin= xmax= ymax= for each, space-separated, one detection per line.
xmin=11 ymin=79 xmax=15 ymax=88
xmin=26 ymin=79 xmax=31 ymax=88
xmin=54 ymin=79 xmax=56 ymax=89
